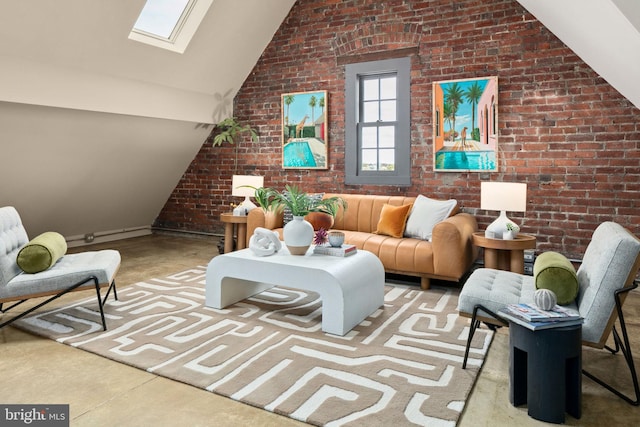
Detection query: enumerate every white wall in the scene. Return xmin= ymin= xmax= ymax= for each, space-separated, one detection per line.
xmin=0 ymin=101 xmax=210 ymax=244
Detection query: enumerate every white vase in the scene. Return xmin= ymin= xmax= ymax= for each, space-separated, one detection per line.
xmin=283 ymin=216 xmax=314 ymax=255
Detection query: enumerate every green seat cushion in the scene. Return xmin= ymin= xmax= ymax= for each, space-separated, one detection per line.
xmin=533 ymin=251 xmax=579 ymax=305
xmin=17 ymin=231 xmax=68 ymax=274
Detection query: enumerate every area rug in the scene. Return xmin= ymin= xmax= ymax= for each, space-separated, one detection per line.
xmin=14 ymin=267 xmax=493 ymax=426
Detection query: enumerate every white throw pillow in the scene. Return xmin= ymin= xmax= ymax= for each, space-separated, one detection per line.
xmin=404 ymin=195 xmax=457 ymax=241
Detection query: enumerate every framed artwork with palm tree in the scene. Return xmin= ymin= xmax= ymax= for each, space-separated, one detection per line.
xmin=432 ymin=76 xmax=498 ymax=171
xmin=281 ymin=90 xmax=328 ymax=169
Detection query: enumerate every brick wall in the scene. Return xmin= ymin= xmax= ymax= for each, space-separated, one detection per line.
xmin=155 ymin=0 xmax=640 ymax=260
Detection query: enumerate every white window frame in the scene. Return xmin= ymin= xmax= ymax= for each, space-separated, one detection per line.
xmin=129 ymin=0 xmax=213 ymax=54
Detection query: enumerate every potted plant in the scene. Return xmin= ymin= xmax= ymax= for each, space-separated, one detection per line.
xmin=268 ymin=185 xmax=347 ymax=255
xmin=503 ymin=222 xmax=519 ymax=240
xmin=305 ymin=195 xmax=347 ymax=231
xmin=210 ymin=117 xmax=258 ymax=170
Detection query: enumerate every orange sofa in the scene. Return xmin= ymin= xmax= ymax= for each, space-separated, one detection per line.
xmin=246 ymin=193 xmax=478 ymax=289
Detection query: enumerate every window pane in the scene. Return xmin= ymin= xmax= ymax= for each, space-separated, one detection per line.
xmin=379 ymin=149 xmax=395 ymax=170
xmin=134 ymin=0 xmax=191 ymax=39
xmin=379 ymin=126 xmax=395 ymax=147
xmin=363 ymin=101 xmax=379 ymax=122
xmin=361 ymin=149 xmax=378 ymax=170
xmin=380 ymin=77 xmax=396 ymax=99
xmin=362 ymin=79 xmax=379 ymax=101
xmin=361 ymin=127 xmax=377 ymax=148
xmin=380 ymin=100 xmax=396 ymax=121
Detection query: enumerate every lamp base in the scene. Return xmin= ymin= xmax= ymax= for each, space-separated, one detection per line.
xmin=233 ymin=197 xmax=257 ymax=216
xmin=485 ymin=211 xmax=520 ymax=239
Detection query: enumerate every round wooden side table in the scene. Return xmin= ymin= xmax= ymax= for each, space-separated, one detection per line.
xmin=472 ymin=232 xmax=536 ymax=273
xmin=220 ymin=213 xmax=248 ymax=253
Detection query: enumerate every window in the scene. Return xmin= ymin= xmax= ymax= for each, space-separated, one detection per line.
xmin=345 ymin=57 xmax=411 ymax=185
xmin=129 ymin=0 xmax=213 ymax=54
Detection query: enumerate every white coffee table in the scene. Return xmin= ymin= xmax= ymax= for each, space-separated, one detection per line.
xmin=205 ymin=246 xmax=385 ymax=335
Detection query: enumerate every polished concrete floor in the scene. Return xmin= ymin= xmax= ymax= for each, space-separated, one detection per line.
xmin=1 ymin=233 xmax=639 ymax=426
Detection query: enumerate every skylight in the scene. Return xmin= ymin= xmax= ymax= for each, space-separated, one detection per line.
xmin=134 ymin=0 xmax=191 ymax=39
xmin=129 ymin=0 xmax=213 ymax=54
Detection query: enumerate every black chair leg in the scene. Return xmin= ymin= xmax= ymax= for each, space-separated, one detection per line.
xmin=462 ymin=304 xmax=507 ymax=369
xmin=582 ymin=284 xmax=640 ymax=406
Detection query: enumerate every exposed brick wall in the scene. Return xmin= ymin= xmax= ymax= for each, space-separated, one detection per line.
xmin=156 ymin=0 xmax=640 ymax=260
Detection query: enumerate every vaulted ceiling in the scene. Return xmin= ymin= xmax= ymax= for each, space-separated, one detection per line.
xmin=0 ymin=0 xmax=637 ymax=244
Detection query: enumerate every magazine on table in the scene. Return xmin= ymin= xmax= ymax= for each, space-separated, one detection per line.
xmin=498 ymin=308 xmax=584 ymax=331
xmin=504 ymin=303 xmax=581 ymax=322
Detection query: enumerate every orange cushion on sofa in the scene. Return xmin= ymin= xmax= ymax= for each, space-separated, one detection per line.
xmin=375 ymin=203 xmax=413 ymax=238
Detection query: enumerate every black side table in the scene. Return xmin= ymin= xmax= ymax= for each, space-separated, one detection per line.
xmin=509 ymin=322 xmax=582 ymax=423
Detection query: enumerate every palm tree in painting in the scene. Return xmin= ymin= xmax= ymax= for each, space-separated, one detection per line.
xmin=465 ymin=81 xmax=483 ymax=140
xmin=444 ymin=82 xmax=464 ymax=142
xmin=309 ymin=95 xmax=317 ymax=123
xmin=284 ymin=95 xmax=295 ymax=126
xmin=443 ymin=101 xmax=454 ymax=142
xmin=319 ymin=96 xmax=325 ymax=116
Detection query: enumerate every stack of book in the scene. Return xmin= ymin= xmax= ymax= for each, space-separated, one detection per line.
xmin=313 ymin=244 xmax=357 ymax=257
xmin=498 ymin=303 xmax=583 ymax=330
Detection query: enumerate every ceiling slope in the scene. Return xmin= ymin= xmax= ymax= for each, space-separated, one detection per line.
xmin=0 ymin=0 xmax=295 ymax=243
xmin=0 ymin=0 xmax=296 ymax=123
xmin=517 ymin=0 xmax=640 ymax=109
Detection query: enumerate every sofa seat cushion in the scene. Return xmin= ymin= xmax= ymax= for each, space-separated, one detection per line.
xmin=0 ymin=249 xmax=121 ymax=301
xmin=458 ymin=268 xmax=536 ymax=316
xmin=339 ymin=230 xmax=435 ymax=275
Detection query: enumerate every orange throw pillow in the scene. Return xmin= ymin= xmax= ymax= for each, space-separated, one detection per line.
xmin=375 ymin=203 xmax=413 ymax=238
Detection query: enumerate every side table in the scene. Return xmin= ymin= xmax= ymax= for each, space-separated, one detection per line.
xmin=509 ymin=321 xmax=582 ymax=423
xmin=220 ymin=213 xmax=248 ymax=253
xmin=472 ymin=232 xmax=536 ymax=274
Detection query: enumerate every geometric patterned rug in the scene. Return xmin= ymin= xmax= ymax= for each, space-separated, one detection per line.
xmin=13 ymin=267 xmax=493 ymax=426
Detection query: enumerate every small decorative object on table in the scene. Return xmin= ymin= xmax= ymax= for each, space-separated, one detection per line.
xmin=328 ymin=231 xmax=345 ymax=247
xmin=313 ymin=243 xmax=357 ymax=257
xmin=502 ymin=223 xmax=519 ymax=240
xmin=314 ymin=228 xmax=329 ymax=246
xmin=534 ymin=288 xmax=557 ymax=311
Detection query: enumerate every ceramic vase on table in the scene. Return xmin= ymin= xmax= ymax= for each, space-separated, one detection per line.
xmin=284 ymin=216 xmax=314 ymax=255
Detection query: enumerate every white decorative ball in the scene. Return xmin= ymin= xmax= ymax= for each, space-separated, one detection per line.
xmin=534 ymin=288 xmax=557 ymax=311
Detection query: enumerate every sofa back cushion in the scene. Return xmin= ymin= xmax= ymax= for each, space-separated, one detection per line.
xmin=324 ymin=194 xmax=416 ymax=233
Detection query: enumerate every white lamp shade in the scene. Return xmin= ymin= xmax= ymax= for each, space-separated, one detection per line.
xmin=231 ymin=175 xmax=264 ymax=198
xmin=480 ymin=182 xmax=527 ymax=212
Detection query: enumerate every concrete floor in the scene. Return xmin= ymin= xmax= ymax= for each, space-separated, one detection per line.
xmin=1 ymin=233 xmax=639 ymax=426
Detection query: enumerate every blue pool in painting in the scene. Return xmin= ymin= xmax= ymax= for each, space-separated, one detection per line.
xmin=283 ymin=141 xmax=317 ymax=168
xmin=435 ymin=151 xmax=496 ymax=171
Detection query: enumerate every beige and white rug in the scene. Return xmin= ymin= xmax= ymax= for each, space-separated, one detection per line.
xmin=14 ymin=267 xmax=493 ymax=426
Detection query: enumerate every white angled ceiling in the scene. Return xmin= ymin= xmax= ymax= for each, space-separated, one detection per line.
xmin=517 ymin=0 xmax=640 ymax=109
xmin=0 ymin=0 xmax=297 ymax=123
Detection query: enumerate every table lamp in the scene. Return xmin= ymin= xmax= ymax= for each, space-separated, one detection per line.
xmin=231 ymin=175 xmax=264 ymax=216
xmin=481 ymin=181 xmax=527 ymax=239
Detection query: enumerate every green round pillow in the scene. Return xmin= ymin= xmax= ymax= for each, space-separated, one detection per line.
xmin=17 ymin=231 xmax=68 ymax=274
xmin=533 ymin=251 xmax=578 ymax=305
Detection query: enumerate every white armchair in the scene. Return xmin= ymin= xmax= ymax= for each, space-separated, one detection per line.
xmin=0 ymin=206 xmax=120 ymax=330
xmin=458 ymin=221 xmax=640 ymax=405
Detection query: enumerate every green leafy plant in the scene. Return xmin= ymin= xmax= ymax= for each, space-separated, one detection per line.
xmin=239 ymin=185 xmax=278 ymax=211
xmin=506 ymin=223 xmax=519 ymax=232
xmin=268 ymin=185 xmax=347 ymax=218
xmin=211 ymin=117 xmax=258 ymax=147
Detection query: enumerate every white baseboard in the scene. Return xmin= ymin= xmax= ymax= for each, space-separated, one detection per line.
xmin=66 ymin=226 xmax=152 ymax=248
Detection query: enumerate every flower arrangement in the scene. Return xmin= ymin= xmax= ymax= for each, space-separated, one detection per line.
xmin=313 ymin=228 xmax=328 ymax=245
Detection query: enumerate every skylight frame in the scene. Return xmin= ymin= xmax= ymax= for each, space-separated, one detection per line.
xmin=129 ymin=0 xmax=214 ymax=54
